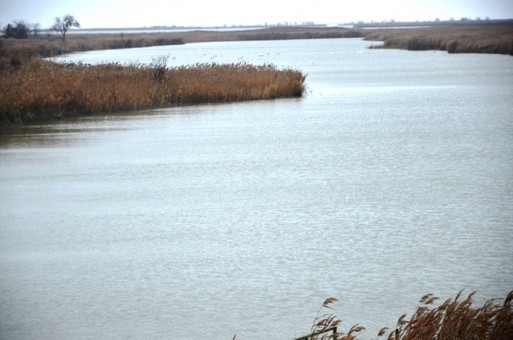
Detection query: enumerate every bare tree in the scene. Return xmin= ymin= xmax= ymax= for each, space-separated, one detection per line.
xmin=3 ymin=20 xmax=30 ymax=39
xmin=51 ymin=15 xmax=80 ymax=42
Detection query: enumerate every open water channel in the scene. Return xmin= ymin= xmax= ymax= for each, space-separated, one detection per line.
xmin=1 ymin=38 xmax=513 ymax=339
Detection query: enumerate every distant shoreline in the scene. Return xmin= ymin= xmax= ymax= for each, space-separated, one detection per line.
xmin=64 ymin=18 xmax=513 ymax=32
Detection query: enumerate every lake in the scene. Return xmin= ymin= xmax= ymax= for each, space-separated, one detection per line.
xmin=1 ymin=38 xmax=513 ymax=339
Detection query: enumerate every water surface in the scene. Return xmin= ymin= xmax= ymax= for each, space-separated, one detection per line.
xmin=2 ymin=38 xmax=513 ymax=339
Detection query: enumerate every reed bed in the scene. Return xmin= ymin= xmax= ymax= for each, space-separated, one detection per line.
xmin=0 ymin=58 xmax=305 ymax=124
xmin=301 ymin=290 xmax=513 ymax=340
xmin=364 ymin=24 xmax=513 ymax=55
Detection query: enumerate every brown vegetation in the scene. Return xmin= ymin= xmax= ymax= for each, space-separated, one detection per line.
xmin=0 ymin=58 xmax=304 ymax=124
xmin=364 ymin=24 xmax=513 ymax=55
xmin=300 ymin=296 xmax=366 ymax=340
xmin=384 ymin=290 xmax=513 ymax=340
xmin=298 ymin=290 xmax=513 ymax=340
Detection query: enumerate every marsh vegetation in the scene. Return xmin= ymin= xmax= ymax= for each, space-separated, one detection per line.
xmin=1 ymin=23 xmax=511 ymax=125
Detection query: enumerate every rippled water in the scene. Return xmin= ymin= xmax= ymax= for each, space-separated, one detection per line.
xmin=1 ymin=38 xmax=513 ymax=339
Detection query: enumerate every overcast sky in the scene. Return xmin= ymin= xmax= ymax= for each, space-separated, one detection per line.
xmin=1 ymin=0 xmax=513 ymax=28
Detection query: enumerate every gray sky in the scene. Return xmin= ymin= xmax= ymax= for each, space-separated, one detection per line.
xmin=1 ymin=0 xmax=513 ymax=28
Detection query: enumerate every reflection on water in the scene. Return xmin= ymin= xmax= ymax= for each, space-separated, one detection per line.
xmin=2 ymin=39 xmax=513 ymax=339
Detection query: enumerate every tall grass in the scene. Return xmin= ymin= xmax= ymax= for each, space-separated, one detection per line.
xmin=303 ymin=297 xmax=365 ymax=340
xmin=300 ymin=290 xmax=513 ymax=340
xmin=0 ymin=58 xmax=305 ymax=124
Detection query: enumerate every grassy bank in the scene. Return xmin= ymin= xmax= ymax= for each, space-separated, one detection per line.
xmin=364 ymin=24 xmax=513 ymax=55
xmin=0 ymin=58 xmax=304 ymax=124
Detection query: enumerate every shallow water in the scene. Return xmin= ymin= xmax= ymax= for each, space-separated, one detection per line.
xmin=2 ymin=38 xmax=513 ymax=339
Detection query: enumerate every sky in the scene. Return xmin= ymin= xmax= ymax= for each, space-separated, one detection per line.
xmin=1 ymin=0 xmax=513 ymax=29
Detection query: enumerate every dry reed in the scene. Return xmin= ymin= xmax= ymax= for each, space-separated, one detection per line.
xmin=299 ymin=290 xmax=513 ymax=340
xmin=302 ymin=296 xmax=365 ymax=340
xmin=382 ymin=290 xmax=513 ymax=340
xmin=0 ymin=58 xmax=305 ymax=124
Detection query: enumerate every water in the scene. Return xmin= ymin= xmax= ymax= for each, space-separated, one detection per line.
xmin=2 ymin=39 xmax=513 ymax=339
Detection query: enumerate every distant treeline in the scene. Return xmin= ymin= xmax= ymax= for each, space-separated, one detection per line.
xmin=353 ymin=18 xmax=513 ymax=28
xmin=237 ymin=28 xmax=363 ymax=41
